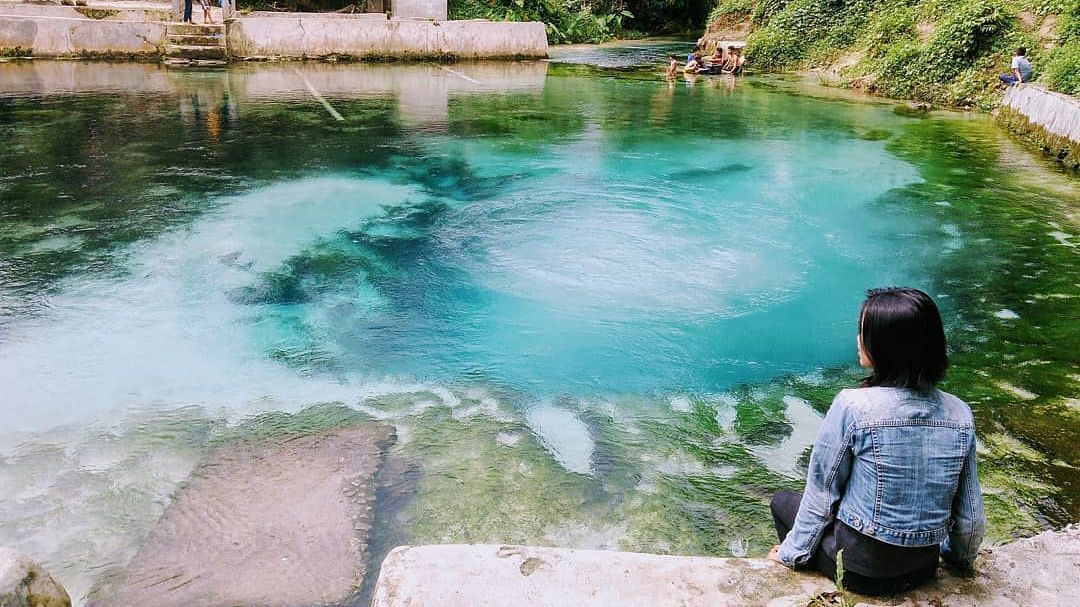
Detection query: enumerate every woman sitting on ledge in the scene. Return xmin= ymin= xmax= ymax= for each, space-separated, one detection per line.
xmin=768 ymin=287 xmax=986 ymax=595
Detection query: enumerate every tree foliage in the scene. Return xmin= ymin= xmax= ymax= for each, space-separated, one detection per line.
xmin=449 ymin=0 xmax=710 ymax=43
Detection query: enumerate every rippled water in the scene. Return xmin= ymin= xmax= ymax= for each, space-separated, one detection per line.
xmin=1 ymin=49 xmax=1077 ymax=605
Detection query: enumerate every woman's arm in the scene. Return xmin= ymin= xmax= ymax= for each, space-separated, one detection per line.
xmin=777 ymin=393 xmax=855 ymax=568
xmin=941 ymin=438 xmax=986 ymax=567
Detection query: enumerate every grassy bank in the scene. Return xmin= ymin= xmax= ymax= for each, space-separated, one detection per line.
xmin=706 ymin=0 xmax=1080 ymax=108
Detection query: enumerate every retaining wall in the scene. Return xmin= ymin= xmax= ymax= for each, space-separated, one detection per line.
xmin=393 ymin=0 xmax=447 ymax=20
xmin=1003 ymin=84 xmax=1080 ymax=143
xmin=0 ymin=15 xmax=165 ymax=57
xmin=0 ymin=4 xmax=171 ymax=21
xmin=225 ymin=17 xmax=549 ymax=60
xmin=1000 ymin=84 xmax=1080 ymax=170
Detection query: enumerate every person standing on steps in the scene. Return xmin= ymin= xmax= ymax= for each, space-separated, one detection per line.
xmin=183 ymin=0 xmax=193 ymax=23
xmin=199 ymin=0 xmax=215 ymax=24
xmin=999 ymin=47 xmax=1033 ymax=86
xmin=767 ymin=287 xmax=986 ymax=596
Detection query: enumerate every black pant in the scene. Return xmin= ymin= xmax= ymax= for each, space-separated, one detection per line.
xmin=183 ymin=0 xmax=193 ymax=22
xmin=770 ymin=490 xmax=938 ymax=596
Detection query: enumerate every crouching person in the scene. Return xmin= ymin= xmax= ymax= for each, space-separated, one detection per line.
xmin=999 ymin=47 xmax=1033 ymax=86
xmin=768 ymin=288 xmax=986 ymax=595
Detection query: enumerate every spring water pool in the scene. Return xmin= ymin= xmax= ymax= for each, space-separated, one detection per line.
xmin=0 ymin=50 xmax=1077 ymax=604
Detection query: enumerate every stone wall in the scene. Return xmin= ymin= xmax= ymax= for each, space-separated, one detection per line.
xmin=393 ymin=0 xmax=447 ymax=20
xmin=1002 ymin=84 xmax=1080 ymax=143
xmin=1000 ymin=85 xmax=1080 ymax=170
xmin=226 ymin=17 xmax=548 ymax=60
xmin=0 ymin=16 xmax=165 ymax=58
xmin=0 ymin=3 xmax=171 ymax=22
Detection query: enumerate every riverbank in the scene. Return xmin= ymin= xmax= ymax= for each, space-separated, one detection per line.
xmin=697 ymin=0 xmax=1080 ymax=171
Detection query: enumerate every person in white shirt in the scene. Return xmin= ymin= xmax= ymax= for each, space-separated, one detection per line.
xmin=999 ymin=47 xmax=1033 ymax=86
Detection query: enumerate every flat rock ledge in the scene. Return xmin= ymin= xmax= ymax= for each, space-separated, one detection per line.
xmin=372 ymin=525 xmax=1080 ymax=607
xmin=98 ymin=422 xmax=395 ymax=607
xmin=0 ymin=548 xmax=71 ymax=607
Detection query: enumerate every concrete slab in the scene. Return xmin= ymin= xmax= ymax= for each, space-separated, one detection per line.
xmin=226 ymin=17 xmax=548 ymax=60
xmin=1003 ymin=84 xmax=1080 ymax=143
xmin=100 ymin=423 xmax=395 ymax=607
xmin=0 ymin=15 xmax=166 ymax=57
xmin=371 ymin=526 xmax=1080 ymax=607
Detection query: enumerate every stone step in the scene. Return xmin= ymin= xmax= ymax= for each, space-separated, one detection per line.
xmin=166 ymin=22 xmax=225 ymax=36
xmin=165 ymin=44 xmax=227 ymax=61
xmin=164 ymin=58 xmax=228 ymax=68
xmin=166 ymin=34 xmax=225 ymax=47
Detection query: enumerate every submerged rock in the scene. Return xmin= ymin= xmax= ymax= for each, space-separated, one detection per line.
xmin=101 ymin=422 xmax=395 ymax=607
xmin=0 ymin=548 xmax=71 ymax=607
xmin=370 ymin=525 xmax=1080 ymax=607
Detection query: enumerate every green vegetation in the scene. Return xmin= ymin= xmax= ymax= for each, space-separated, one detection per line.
xmin=708 ymin=0 xmax=1079 ymax=106
xmin=449 ymin=0 xmax=710 ymax=43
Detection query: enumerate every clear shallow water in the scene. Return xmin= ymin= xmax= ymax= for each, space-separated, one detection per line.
xmin=1 ymin=52 xmax=1078 ymax=604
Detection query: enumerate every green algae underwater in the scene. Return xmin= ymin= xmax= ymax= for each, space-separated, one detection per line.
xmin=0 ymin=56 xmax=1077 ymax=603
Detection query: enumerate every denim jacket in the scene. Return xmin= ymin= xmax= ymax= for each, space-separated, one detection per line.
xmin=778 ymin=386 xmax=985 ymax=568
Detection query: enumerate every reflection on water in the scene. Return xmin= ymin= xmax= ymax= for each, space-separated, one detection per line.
xmin=0 ymin=56 xmax=1078 ymax=605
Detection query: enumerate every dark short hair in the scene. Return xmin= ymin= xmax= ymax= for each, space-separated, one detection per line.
xmin=670 ymin=54 xmax=677 ymax=59
xmin=1017 ymin=47 xmax=1027 ymax=56
xmin=859 ymin=288 xmax=948 ymax=392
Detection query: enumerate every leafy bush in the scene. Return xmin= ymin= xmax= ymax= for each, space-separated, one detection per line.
xmin=1059 ymin=0 xmax=1080 ymax=40
xmin=866 ymin=5 xmax=917 ymax=55
xmin=1045 ymin=40 xmax=1080 ymax=93
xmin=708 ymin=0 xmax=756 ymax=21
xmin=922 ymin=0 xmax=1010 ymax=80
xmin=450 ymin=0 xmax=709 ymax=43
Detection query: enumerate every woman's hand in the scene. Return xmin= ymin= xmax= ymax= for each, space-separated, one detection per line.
xmin=767 ymin=545 xmax=784 ymax=565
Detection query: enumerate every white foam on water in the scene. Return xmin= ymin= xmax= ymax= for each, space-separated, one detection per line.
xmin=525 ymin=403 xmax=594 ymax=476
xmin=495 ymin=432 xmax=524 ymax=446
xmin=1048 ymin=231 xmax=1076 ymax=248
xmin=669 ymin=395 xmax=692 ymax=413
xmin=995 ymin=309 xmax=1021 ymax=320
xmin=728 ymin=537 xmax=749 ymax=557
xmin=712 ymin=393 xmax=739 ymax=430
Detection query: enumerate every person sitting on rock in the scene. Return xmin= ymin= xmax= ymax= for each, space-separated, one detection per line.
xmin=768 ymin=288 xmax=985 ymax=596
xmin=999 ymin=47 xmax=1032 ymax=86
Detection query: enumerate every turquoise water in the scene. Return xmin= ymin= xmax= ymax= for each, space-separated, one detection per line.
xmin=0 ymin=53 xmax=1077 ymax=604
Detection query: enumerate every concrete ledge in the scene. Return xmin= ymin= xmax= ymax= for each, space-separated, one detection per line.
xmin=0 ymin=15 xmax=165 ymax=57
xmin=371 ymin=526 xmax=1080 ymax=607
xmin=0 ymin=3 xmax=171 ymax=22
xmin=1003 ymin=84 xmax=1080 ymax=143
xmin=226 ymin=17 xmax=548 ymax=60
